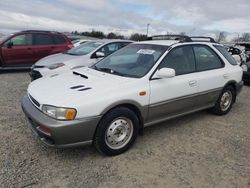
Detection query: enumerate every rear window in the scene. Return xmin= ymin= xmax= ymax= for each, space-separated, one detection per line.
xmin=53 ymin=35 xmax=66 ymax=44
xmin=214 ymin=45 xmax=238 ymax=65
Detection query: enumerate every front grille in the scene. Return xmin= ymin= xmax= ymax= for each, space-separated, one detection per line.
xmin=29 ymin=94 xmax=40 ymax=107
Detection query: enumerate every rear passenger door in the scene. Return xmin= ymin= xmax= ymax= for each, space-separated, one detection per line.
xmin=148 ymin=45 xmax=198 ymax=123
xmin=193 ymin=45 xmax=226 ymax=108
xmin=52 ymin=34 xmax=69 ymax=53
xmin=32 ymin=34 xmax=56 ymax=62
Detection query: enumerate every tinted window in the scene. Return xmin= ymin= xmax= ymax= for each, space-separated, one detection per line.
xmin=194 ymin=45 xmax=223 ymax=71
xmin=214 ymin=45 xmax=237 ymax=65
xmin=159 ymin=45 xmax=196 ymax=75
xmin=34 ymin=34 xmax=54 ymax=45
xmin=7 ymin=34 xmax=32 ymax=46
xmin=53 ymin=35 xmax=66 ymax=44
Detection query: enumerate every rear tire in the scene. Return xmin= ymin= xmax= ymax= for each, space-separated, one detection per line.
xmin=94 ymin=107 xmax=139 ymax=156
xmin=210 ymin=86 xmax=235 ymax=115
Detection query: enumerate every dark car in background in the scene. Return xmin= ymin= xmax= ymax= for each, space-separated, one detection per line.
xmin=0 ymin=30 xmax=73 ymax=69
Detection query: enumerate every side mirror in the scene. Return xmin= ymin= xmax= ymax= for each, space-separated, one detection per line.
xmin=6 ymin=42 xmax=13 ymax=48
xmin=95 ymin=52 xmax=105 ymax=58
xmin=153 ymin=68 xmax=176 ymax=79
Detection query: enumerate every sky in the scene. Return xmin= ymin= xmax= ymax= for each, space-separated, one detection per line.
xmin=0 ymin=0 xmax=249 ymax=38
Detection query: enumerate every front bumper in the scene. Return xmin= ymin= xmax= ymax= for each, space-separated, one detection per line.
xmin=21 ymin=95 xmax=101 ymax=148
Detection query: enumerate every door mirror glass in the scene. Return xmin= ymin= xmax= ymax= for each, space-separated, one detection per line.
xmin=95 ymin=51 xmax=105 ymax=58
xmin=6 ymin=41 xmax=13 ymax=48
xmin=154 ymin=68 xmax=175 ymax=79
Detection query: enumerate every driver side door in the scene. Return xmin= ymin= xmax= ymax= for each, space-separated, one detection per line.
xmin=147 ymin=45 xmax=198 ymax=124
xmin=1 ymin=34 xmax=35 ymax=66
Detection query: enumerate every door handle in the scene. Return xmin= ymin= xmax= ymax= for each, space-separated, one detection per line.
xmin=189 ymin=80 xmax=197 ymax=87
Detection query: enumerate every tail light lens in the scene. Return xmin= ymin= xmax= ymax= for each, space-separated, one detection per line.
xmin=67 ymin=44 xmax=74 ymax=49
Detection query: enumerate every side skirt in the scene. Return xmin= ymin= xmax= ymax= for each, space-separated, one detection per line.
xmin=144 ymin=104 xmax=214 ymax=127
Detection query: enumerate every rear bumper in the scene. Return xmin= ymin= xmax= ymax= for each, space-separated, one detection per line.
xmin=21 ymin=95 xmax=101 ymax=148
xmin=236 ymin=81 xmax=244 ymax=94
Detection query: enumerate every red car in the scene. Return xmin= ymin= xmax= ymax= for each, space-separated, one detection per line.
xmin=0 ymin=30 xmax=73 ymax=69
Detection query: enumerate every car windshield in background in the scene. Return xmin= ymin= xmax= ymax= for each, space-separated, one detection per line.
xmin=0 ymin=34 xmax=9 ymax=42
xmin=93 ymin=44 xmax=168 ymax=78
xmin=66 ymin=41 xmax=104 ymax=56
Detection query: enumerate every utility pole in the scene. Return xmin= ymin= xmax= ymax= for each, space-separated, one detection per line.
xmin=146 ymin=23 xmax=150 ymax=37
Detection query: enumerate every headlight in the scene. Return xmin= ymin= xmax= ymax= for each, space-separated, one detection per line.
xmin=42 ymin=105 xmax=77 ymax=120
xmin=241 ymin=64 xmax=248 ymax=72
xmin=47 ymin=63 xmax=65 ymax=70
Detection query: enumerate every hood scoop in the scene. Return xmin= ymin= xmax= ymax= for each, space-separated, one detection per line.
xmin=70 ymin=85 xmax=92 ymax=91
xmin=73 ymin=71 xmax=88 ymax=79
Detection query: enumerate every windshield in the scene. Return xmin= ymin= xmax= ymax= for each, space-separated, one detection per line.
xmin=66 ymin=41 xmax=104 ymax=56
xmin=0 ymin=34 xmax=9 ymax=42
xmin=93 ymin=44 xmax=168 ymax=78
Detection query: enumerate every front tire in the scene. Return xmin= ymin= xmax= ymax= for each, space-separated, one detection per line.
xmin=210 ymin=86 xmax=235 ymax=115
xmin=94 ymin=107 xmax=139 ymax=156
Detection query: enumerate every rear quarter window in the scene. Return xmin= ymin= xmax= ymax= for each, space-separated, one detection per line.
xmin=53 ymin=35 xmax=66 ymax=44
xmin=214 ymin=45 xmax=238 ymax=65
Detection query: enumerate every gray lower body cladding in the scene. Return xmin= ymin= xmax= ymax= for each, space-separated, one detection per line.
xmin=21 ymin=95 xmax=100 ymax=148
xmin=145 ymin=88 xmax=223 ymax=126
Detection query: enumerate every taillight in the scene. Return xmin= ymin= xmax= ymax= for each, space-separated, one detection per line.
xmin=67 ymin=44 xmax=73 ymax=49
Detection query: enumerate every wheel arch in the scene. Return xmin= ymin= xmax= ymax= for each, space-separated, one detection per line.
xmin=223 ymin=80 xmax=237 ymax=102
xmin=94 ymin=101 xmax=146 ymax=139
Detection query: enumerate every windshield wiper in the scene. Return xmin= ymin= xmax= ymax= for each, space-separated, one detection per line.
xmin=96 ymin=67 xmax=126 ymax=76
xmin=73 ymin=71 xmax=88 ymax=79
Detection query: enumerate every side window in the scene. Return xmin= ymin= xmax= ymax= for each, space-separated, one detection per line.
xmin=194 ymin=45 xmax=223 ymax=71
xmin=6 ymin=34 xmax=32 ymax=46
xmin=34 ymin=34 xmax=54 ymax=45
xmin=53 ymin=35 xmax=66 ymax=44
xmin=214 ymin=45 xmax=237 ymax=65
xmin=158 ymin=45 xmax=196 ymax=75
xmin=98 ymin=43 xmax=120 ymax=56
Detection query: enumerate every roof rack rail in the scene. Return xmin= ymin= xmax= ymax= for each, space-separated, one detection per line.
xmin=22 ymin=30 xmax=62 ymax=34
xmin=190 ymin=36 xmax=216 ymax=43
xmin=147 ymin=35 xmax=192 ymax=42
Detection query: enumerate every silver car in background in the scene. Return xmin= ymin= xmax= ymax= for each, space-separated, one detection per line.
xmin=30 ymin=40 xmax=132 ymax=80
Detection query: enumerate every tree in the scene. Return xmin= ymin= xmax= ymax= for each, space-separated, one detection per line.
xmin=129 ymin=33 xmax=147 ymax=41
xmin=106 ymin=32 xmax=124 ymax=39
xmin=241 ymin=33 xmax=250 ymax=42
xmin=216 ymin=32 xmax=226 ymax=42
xmin=81 ymin=30 xmax=105 ymax=39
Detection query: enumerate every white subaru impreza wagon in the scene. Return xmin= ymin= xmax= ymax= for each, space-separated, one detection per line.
xmin=22 ymin=35 xmax=243 ymax=156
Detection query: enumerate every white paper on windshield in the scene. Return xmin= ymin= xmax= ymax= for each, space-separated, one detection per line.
xmin=137 ymin=49 xmax=155 ymax=55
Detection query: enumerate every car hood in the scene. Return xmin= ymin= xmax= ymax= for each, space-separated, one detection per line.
xmin=28 ymin=67 xmax=136 ymax=109
xmin=35 ymin=53 xmax=80 ymax=66
xmin=35 ymin=53 xmax=98 ymax=69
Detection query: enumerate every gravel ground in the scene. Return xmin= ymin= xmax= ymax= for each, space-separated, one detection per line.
xmin=0 ymin=71 xmax=250 ymax=188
